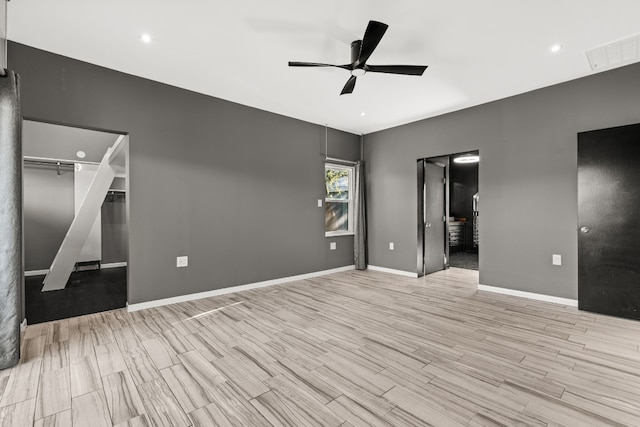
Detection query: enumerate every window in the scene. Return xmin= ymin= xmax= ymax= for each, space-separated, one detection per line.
xmin=325 ymin=164 xmax=354 ymax=236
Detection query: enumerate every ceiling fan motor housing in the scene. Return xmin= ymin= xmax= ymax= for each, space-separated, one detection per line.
xmin=351 ymin=40 xmax=363 ymax=66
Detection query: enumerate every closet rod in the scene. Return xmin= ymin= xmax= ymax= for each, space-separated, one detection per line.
xmin=23 ymin=156 xmax=100 ymax=166
xmin=23 ymin=160 xmax=74 ymax=168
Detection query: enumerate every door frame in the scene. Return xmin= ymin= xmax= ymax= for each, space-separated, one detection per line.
xmin=418 ymin=150 xmax=480 ymax=277
xmin=22 ymin=117 xmax=130 ymax=322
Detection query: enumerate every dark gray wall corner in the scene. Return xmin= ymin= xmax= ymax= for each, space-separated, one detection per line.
xmin=364 ymin=62 xmax=640 ymax=299
xmin=323 ymin=127 xmax=361 ymax=267
xmin=9 ymin=42 xmax=359 ymax=304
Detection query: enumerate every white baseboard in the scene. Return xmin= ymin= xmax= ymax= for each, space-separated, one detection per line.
xmin=478 ymin=284 xmax=578 ymax=307
xmin=24 ymin=269 xmax=49 ymax=277
xmin=24 ymin=262 xmax=127 ymax=277
xmin=127 ymin=265 xmax=356 ymax=312
xmin=102 ymin=262 xmax=128 ymax=269
xmin=367 ymin=265 xmax=418 ymax=278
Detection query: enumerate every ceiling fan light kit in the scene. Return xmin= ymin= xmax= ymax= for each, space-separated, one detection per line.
xmin=453 ymin=154 xmax=480 ymax=164
xmin=289 ymin=20 xmax=428 ymax=95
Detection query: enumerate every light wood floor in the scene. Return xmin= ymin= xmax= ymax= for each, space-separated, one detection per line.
xmin=1 ymin=268 xmax=640 ymax=426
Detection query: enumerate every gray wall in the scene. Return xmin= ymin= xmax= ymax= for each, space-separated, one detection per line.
xmin=10 ymin=42 xmax=360 ymax=304
xmin=24 ymin=165 xmax=74 ymax=271
xmin=101 ymin=195 xmax=128 ymax=265
xmin=23 ymin=165 xmax=128 ymax=270
xmin=365 ymin=62 xmax=640 ymax=299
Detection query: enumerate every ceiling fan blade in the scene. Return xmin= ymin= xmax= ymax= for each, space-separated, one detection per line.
xmin=357 ymin=21 xmax=388 ymax=66
xmin=340 ymin=75 xmax=357 ymax=95
xmin=288 ymin=62 xmax=351 ymax=71
xmin=289 ymin=61 xmax=335 ymax=67
xmin=365 ymin=65 xmax=428 ymax=76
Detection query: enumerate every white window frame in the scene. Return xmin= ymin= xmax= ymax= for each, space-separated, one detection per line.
xmin=324 ymin=163 xmax=355 ymax=237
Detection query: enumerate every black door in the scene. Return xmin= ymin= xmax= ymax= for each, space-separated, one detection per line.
xmin=578 ymin=123 xmax=640 ymax=320
xmin=417 ymin=159 xmax=447 ymax=276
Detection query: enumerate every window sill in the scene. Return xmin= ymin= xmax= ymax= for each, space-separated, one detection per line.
xmin=325 ymin=231 xmax=355 ymax=237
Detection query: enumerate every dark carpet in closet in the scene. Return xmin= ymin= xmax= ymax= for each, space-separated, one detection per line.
xmin=25 ymin=267 xmax=127 ymax=324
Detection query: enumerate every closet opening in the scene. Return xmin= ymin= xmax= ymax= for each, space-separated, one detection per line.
xmin=23 ymin=119 xmax=129 ymax=324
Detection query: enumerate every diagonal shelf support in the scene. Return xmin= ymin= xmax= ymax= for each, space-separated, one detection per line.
xmin=42 ymin=135 xmax=127 ymax=292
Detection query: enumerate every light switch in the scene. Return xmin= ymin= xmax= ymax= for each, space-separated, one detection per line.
xmin=317 ymin=199 xmax=323 ymax=207
xmin=177 ymin=256 xmax=189 ymax=268
xmin=389 ymin=242 xmax=394 ymax=250
xmin=552 ymin=254 xmax=561 ymax=266
xmin=330 ymin=242 xmax=336 ymax=250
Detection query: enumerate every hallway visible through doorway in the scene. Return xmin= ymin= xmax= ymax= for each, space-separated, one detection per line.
xmin=449 ymin=251 xmax=478 ymax=270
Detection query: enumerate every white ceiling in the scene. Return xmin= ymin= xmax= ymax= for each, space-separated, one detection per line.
xmin=8 ymin=1 xmax=640 ymax=135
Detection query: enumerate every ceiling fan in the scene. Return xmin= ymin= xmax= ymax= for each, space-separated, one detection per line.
xmin=288 ymin=20 xmax=428 ymax=95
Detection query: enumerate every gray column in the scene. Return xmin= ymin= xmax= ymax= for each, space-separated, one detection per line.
xmin=0 ymin=69 xmax=22 ymax=370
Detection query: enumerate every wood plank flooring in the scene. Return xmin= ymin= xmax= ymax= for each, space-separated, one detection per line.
xmin=2 ymin=268 xmax=640 ymax=426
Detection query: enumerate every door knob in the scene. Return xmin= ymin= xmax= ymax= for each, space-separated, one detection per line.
xmin=580 ymin=226 xmax=590 ymax=234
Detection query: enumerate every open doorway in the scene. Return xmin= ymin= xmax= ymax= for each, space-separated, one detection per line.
xmin=23 ymin=120 xmax=129 ymax=324
xmin=418 ymin=150 xmax=479 ymax=277
xmin=448 ymin=151 xmax=479 ymax=270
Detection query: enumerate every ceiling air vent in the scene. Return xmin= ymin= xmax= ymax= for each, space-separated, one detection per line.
xmin=586 ymin=33 xmax=640 ymax=71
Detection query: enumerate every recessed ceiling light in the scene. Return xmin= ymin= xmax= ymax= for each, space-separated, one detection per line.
xmin=141 ymin=33 xmax=152 ymax=44
xmin=361 ymin=112 xmax=366 ymax=116
xmin=76 ymin=150 xmax=86 ymax=159
xmin=551 ymin=44 xmax=562 ymax=53
xmin=453 ymin=154 xmax=479 ymax=164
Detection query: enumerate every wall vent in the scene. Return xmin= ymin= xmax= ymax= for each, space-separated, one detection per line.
xmin=586 ymin=33 xmax=640 ymax=71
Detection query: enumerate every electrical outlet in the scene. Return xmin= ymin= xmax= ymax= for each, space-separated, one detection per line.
xmin=177 ymin=256 xmax=189 ymax=268
xmin=389 ymin=242 xmax=394 ymax=250
xmin=330 ymin=242 xmax=336 ymax=250
xmin=552 ymin=254 xmax=562 ymax=266
xmin=317 ymin=199 xmax=323 ymax=207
